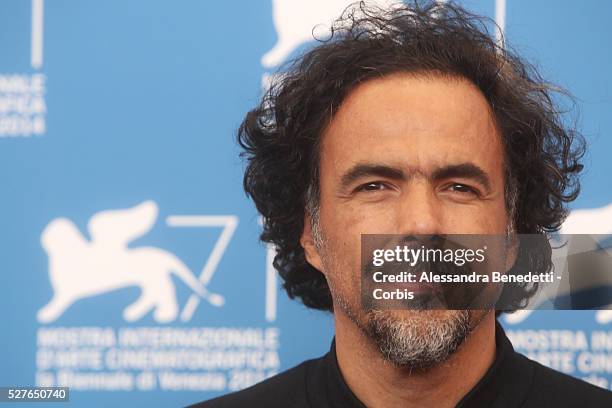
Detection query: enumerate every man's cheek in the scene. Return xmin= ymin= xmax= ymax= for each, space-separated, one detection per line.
xmin=448 ymin=205 xmax=507 ymax=233
xmin=343 ymin=206 xmax=396 ymax=234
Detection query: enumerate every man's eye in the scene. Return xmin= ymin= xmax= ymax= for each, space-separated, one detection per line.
xmin=356 ymin=182 xmax=387 ymax=192
xmin=448 ymin=183 xmax=479 ymax=195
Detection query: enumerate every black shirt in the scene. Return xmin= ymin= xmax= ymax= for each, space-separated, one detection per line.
xmin=189 ymin=322 xmax=612 ymax=407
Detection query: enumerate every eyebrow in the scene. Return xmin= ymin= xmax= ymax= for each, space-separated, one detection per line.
xmin=339 ymin=162 xmax=492 ymax=193
xmin=340 ymin=164 xmax=405 ymax=188
xmin=431 ymin=163 xmax=492 ymax=193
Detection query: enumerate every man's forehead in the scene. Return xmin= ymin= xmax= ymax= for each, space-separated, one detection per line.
xmin=320 ymin=73 xmax=502 ymax=173
xmin=326 ymin=74 xmax=496 ymax=135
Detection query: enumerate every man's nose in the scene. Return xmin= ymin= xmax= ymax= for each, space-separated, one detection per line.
xmin=397 ymin=183 xmax=443 ymax=237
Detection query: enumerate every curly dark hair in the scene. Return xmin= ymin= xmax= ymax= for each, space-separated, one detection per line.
xmin=238 ymin=1 xmax=585 ymax=313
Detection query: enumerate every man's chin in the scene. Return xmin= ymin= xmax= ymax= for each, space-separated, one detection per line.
xmin=360 ymin=309 xmax=483 ymax=370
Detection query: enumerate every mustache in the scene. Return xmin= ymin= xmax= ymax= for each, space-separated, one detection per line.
xmin=363 ymin=236 xmax=476 ymax=277
xmin=362 ymin=240 xmax=490 ymax=309
xmin=363 ymin=256 xmax=474 ymax=277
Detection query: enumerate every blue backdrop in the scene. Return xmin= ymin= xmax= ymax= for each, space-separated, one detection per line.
xmin=1 ymin=1 xmax=611 ymax=407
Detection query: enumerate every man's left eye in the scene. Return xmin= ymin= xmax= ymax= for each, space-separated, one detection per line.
xmin=448 ymin=183 xmax=479 ymax=195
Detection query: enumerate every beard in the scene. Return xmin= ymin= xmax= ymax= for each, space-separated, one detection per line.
xmin=364 ymin=309 xmax=482 ymax=370
xmin=312 ymin=220 xmax=487 ymax=370
xmin=333 ymin=285 xmax=485 ymax=370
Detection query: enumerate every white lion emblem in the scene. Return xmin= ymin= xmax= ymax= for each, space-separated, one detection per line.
xmin=263 ymin=0 xmax=401 ymax=68
xmin=37 ymin=200 xmax=224 ymax=323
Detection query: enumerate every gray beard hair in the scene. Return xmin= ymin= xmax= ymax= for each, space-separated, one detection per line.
xmin=364 ymin=309 xmax=478 ymax=370
xmin=332 ymin=284 xmax=480 ymax=370
xmin=311 ymin=216 xmax=485 ymax=370
xmin=311 ymin=215 xmax=488 ymax=371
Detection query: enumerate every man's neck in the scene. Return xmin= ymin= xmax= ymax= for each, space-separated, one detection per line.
xmin=334 ymin=311 xmax=496 ymax=408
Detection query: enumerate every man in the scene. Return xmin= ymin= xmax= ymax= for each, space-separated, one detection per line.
xmin=192 ymin=1 xmax=612 ymax=407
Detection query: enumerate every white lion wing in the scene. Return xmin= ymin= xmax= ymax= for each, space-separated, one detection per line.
xmin=87 ymin=200 xmax=158 ymax=247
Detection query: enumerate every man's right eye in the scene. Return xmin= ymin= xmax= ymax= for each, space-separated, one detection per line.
xmin=355 ymin=182 xmax=388 ymax=192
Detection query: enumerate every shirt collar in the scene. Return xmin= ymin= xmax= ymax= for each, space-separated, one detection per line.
xmin=455 ymin=320 xmax=535 ymax=407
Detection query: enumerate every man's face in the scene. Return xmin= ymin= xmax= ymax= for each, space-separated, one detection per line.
xmin=302 ymin=73 xmax=509 ymax=369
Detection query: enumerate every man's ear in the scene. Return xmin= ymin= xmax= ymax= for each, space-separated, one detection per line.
xmin=300 ymin=213 xmax=325 ymax=274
